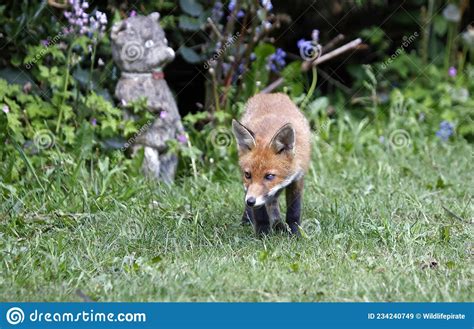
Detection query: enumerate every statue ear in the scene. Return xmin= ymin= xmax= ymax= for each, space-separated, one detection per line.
xmin=270 ymin=123 xmax=295 ymax=154
xmin=111 ymin=21 xmax=123 ymax=41
xmin=111 ymin=21 xmax=129 ymax=42
xmin=149 ymin=12 xmax=160 ymax=21
xmin=232 ymin=119 xmax=256 ymax=153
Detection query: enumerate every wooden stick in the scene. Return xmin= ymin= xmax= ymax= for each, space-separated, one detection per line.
xmin=261 ymin=38 xmax=363 ymax=94
xmin=322 ymin=33 xmax=345 ymax=53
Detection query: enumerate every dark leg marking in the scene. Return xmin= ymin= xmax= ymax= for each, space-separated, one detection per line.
xmin=241 ymin=205 xmax=254 ymax=225
xmin=286 ymin=178 xmax=304 ymax=235
xmin=252 ymin=206 xmax=271 ymax=236
xmin=266 ymin=197 xmax=287 ymax=233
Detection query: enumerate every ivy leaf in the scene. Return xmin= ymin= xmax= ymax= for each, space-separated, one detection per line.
xmin=178 ymin=15 xmax=201 ymax=31
xmin=179 ymin=46 xmax=201 ymax=63
xmin=179 ymin=0 xmax=203 ymax=17
xmin=62 ymin=126 xmax=76 ymax=145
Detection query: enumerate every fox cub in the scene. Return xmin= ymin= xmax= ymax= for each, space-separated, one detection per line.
xmin=232 ymin=93 xmax=311 ymax=235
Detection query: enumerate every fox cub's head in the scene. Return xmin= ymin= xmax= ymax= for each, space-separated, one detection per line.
xmin=232 ymin=119 xmax=295 ymax=208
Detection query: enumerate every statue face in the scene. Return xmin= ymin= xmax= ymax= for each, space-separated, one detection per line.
xmin=111 ymin=12 xmax=175 ymax=72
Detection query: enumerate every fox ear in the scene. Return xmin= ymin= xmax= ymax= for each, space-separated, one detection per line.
xmin=270 ymin=123 xmax=295 ymax=154
xmin=232 ymin=119 xmax=256 ymax=152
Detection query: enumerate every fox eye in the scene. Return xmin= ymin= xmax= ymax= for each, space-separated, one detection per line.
xmin=264 ymin=174 xmax=275 ymax=181
xmin=244 ymin=171 xmax=251 ymax=179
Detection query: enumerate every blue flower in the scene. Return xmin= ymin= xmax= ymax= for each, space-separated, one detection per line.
xmin=297 ymin=38 xmax=306 ymax=49
xmin=228 ymin=0 xmax=244 ymax=18
xmin=261 ymin=0 xmax=273 ymax=11
xmin=228 ymin=0 xmax=236 ymax=12
xmin=267 ymin=48 xmax=286 ymax=72
xmin=436 ymin=121 xmax=454 ymax=141
xmin=212 ymin=1 xmax=224 ymax=21
xmin=297 ymin=39 xmax=321 ymax=61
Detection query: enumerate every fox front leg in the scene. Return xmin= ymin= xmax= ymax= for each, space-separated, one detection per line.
xmin=266 ymin=197 xmax=286 ymax=232
xmin=286 ymin=178 xmax=304 ymax=234
xmin=252 ymin=206 xmax=271 ymax=236
xmin=241 ymin=205 xmax=254 ymax=225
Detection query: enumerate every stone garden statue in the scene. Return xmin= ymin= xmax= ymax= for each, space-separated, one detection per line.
xmin=111 ymin=12 xmax=184 ymax=183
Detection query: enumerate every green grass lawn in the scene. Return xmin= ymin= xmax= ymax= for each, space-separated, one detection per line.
xmin=1 ymin=136 xmax=472 ymax=302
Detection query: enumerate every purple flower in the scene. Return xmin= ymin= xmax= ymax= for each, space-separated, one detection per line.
xmin=91 ymin=118 xmax=97 ymax=126
xmin=263 ymin=21 xmax=272 ymax=31
xmin=64 ymin=1 xmax=107 ymax=36
xmin=436 ymin=121 xmax=454 ymax=141
xmin=160 ymin=111 xmax=168 ymax=119
xmin=2 ymin=105 xmax=9 ymax=113
xmin=267 ymin=48 xmax=286 ymax=72
xmin=177 ymin=134 xmax=188 ymax=144
xmin=448 ymin=66 xmax=457 ymax=77
xmin=297 ymin=39 xmax=306 ymax=49
xmin=228 ymin=0 xmax=236 ymax=12
xmin=211 ymin=2 xmax=223 ymax=22
xmin=250 ymin=53 xmax=256 ymax=61
xmin=129 ymin=10 xmax=137 ymax=17
xmin=41 ymin=39 xmax=50 ymax=46
xmin=227 ymin=0 xmax=244 ymax=18
xmin=261 ymin=0 xmax=273 ymax=11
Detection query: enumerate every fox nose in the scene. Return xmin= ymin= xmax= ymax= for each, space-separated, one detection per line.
xmin=246 ymin=196 xmax=256 ymax=207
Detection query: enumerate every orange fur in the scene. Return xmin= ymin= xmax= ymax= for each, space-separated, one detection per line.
xmin=234 ymin=93 xmax=311 ymax=204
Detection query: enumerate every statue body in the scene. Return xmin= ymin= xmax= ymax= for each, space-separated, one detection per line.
xmin=111 ymin=12 xmax=183 ymax=183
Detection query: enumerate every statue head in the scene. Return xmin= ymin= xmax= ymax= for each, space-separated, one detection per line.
xmin=111 ymin=12 xmax=175 ymax=73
